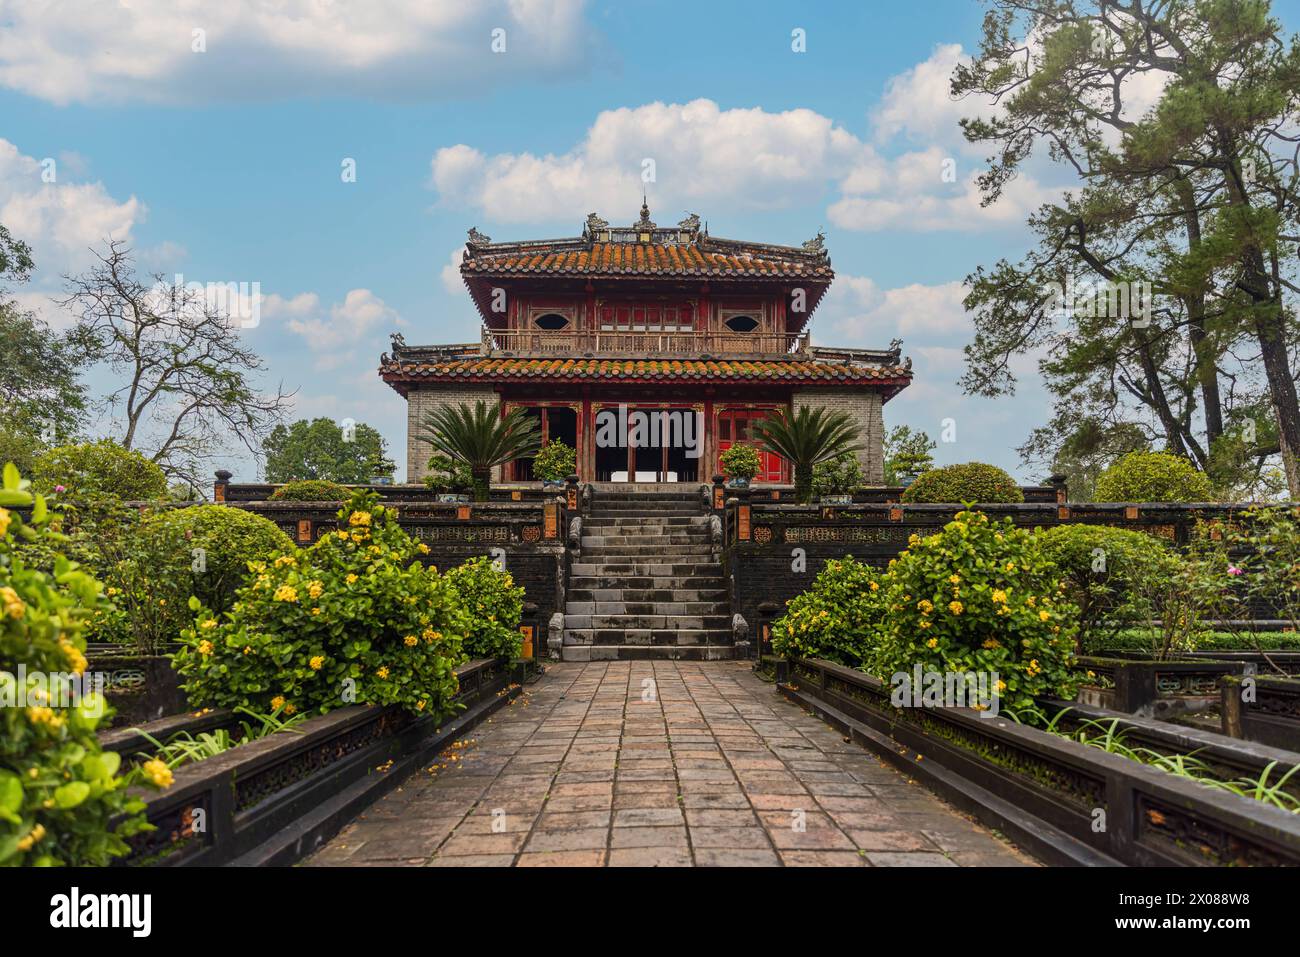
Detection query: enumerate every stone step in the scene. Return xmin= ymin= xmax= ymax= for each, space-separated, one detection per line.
xmin=563 ymin=627 xmax=733 ymax=646
xmin=571 ymin=562 xmax=720 ymax=577
xmin=587 ymin=506 xmax=702 ymax=516
xmin=564 ymin=600 xmax=727 ymax=616
xmin=568 ymin=587 xmax=728 ymax=603
xmin=580 ymin=547 xmax=715 ymax=560
xmin=580 ymin=532 xmax=711 ymax=545
xmin=564 ymin=613 xmax=730 ymax=630
xmin=580 ymin=538 xmax=712 ymax=551
xmin=568 ymin=575 xmax=727 ymax=590
xmin=561 ymin=644 xmax=735 ymax=661
xmin=583 ymin=516 xmax=709 ymax=528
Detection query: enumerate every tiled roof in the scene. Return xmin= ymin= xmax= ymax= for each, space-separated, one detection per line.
xmin=381 ymin=356 xmax=911 ymax=389
xmin=462 ymin=241 xmax=832 ymax=280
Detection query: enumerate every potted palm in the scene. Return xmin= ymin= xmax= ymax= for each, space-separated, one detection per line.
xmin=417 ymin=400 xmax=541 ymax=503
xmin=532 ymin=438 xmax=577 ymax=489
xmin=751 ymin=406 xmax=863 ymax=504
xmin=720 ymin=443 xmax=761 ymax=489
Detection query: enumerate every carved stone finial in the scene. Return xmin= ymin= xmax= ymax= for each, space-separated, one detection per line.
xmin=635 ymin=195 xmax=656 ymax=230
xmin=585 ymin=212 xmax=609 ymax=234
xmin=802 ymin=229 xmax=827 ymax=256
xmin=390 ymin=331 xmax=407 ymax=355
xmin=466 ymin=227 xmax=491 ymax=246
xmin=678 ymin=211 xmax=701 ymax=232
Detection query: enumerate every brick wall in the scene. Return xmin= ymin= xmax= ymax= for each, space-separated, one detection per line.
xmin=792 ymin=388 xmax=885 ymax=483
xmin=405 ymin=384 xmax=501 ymax=482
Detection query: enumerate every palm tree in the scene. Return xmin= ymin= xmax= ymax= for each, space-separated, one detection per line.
xmin=751 ymin=406 xmax=864 ymax=504
xmin=416 ymin=401 xmax=541 ymax=501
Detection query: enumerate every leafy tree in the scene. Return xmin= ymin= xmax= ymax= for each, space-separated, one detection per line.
xmin=416 ymin=401 xmax=541 ymax=502
xmin=751 ymin=406 xmax=864 ymax=504
xmin=58 ymin=240 xmax=292 ymax=488
xmin=262 ymin=418 xmax=395 ymax=484
xmin=31 ymin=440 xmax=169 ymax=501
xmin=883 ymin=425 xmax=936 ymax=484
xmin=953 ymin=0 xmax=1300 ymax=498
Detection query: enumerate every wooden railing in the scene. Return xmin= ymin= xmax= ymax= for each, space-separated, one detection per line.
xmin=482 ymin=327 xmax=810 ymax=356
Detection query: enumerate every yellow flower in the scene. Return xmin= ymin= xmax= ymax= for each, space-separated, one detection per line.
xmin=1026 ymin=596 xmax=1037 ymax=607
xmin=996 ymin=679 xmax=1006 ymax=692
xmin=1005 ymin=563 xmax=1016 ymax=573
xmin=917 ymin=599 xmax=933 ymax=614
xmin=349 ymin=511 xmax=372 ymax=527
xmin=948 ymin=600 xmax=963 ymax=615
xmin=404 ymin=635 xmax=419 ymax=647
xmin=1 ymin=586 xmax=26 ymax=619
xmin=416 ymin=699 xmax=427 ymax=711
xmin=307 ymin=581 xmax=323 ymax=599
xmin=271 ymin=695 xmax=286 ymax=710
xmin=925 ymin=637 xmax=938 ymax=649
xmin=273 ymin=585 xmax=299 ymax=603
xmin=310 ymin=656 xmax=324 ymax=670
xmin=376 ymin=666 xmax=390 ymax=679
xmin=336 ymin=530 xmax=350 ymax=540
xmin=346 ymin=573 xmax=358 ymax=584
xmin=106 ymin=586 xmax=119 ymax=597
xmin=0 ymin=507 xmax=9 ymax=538
xmin=242 ymin=646 xmax=252 ymax=655
xmin=918 ymin=620 xmax=931 ymax=630
xmin=142 ymin=758 xmax=173 ymax=788
xmin=275 ymin=555 xmax=297 ymax=567
xmin=198 ymin=640 xmax=214 ymax=656
xmin=908 ymin=534 xmax=919 ymax=546
xmin=869 ymin=581 xmax=879 ymax=592
xmin=284 ymin=703 xmax=297 ymax=715
xmin=1039 ymin=609 xmax=1051 ymax=622
xmin=16 ymin=823 xmax=47 ymax=851
xmin=991 ymin=589 xmax=1007 ymax=604
xmin=417 ymin=543 xmax=430 ymax=555
xmin=26 ymin=706 xmax=56 ymax=726
xmin=422 ymin=628 xmax=441 ymax=642
xmin=948 ymin=574 xmax=961 ymax=584
xmin=311 ymin=606 xmax=321 ymax=615
xmin=982 ymin=638 xmax=1001 ymax=649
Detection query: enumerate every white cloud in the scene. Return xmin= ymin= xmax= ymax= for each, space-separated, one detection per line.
xmin=276 ymin=288 xmax=402 ymax=354
xmin=0 ymin=0 xmax=595 ymax=105
xmin=872 ymin=43 xmax=992 ymax=147
xmin=819 ymin=275 xmax=970 ymax=342
xmin=440 ymin=248 xmax=466 ymax=296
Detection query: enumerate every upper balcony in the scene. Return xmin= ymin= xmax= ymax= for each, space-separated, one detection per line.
xmin=481 ymin=326 xmax=811 ymax=357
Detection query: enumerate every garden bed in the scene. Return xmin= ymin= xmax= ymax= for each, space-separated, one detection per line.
xmin=107 ymin=657 xmax=528 ymax=867
xmin=776 ymin=657 xmax=1300 ymax=866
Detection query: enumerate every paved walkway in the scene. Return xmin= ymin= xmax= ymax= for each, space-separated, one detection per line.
xmin=304 ymin=662 xmax=1035 ymax=867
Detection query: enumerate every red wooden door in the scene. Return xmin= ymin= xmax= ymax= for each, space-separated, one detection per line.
xmin=716 ymin=409 xmax=784 ymax=482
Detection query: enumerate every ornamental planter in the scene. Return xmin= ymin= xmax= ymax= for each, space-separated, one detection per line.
xmin=435 ymin=492 xmax=471 ymax=503
xmin=85 ymin=644 xmax=186 ymax=728
xmin=726 ymin=477 xmax=751 ymax=489
xmin=817 ymin=493 xmax=853 ymax=506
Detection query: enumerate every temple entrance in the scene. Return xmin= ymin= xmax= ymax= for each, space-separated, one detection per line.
xmin=511 ymin=404 xmax=578 ymax=480
xmin=593 ymin=403 xmax=701 ymax=483
xmin=716 ymin=407 xmax=786 ymax=482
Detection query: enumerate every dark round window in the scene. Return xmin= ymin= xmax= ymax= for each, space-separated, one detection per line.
xmin=534 ymin=313 xmax=569 ymax=330
xmin=724 ymin=315 xmax=759 ymax=333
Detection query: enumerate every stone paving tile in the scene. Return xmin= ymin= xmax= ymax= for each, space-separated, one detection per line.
xmin=304 ymin=662 xmax=1037 ymax=868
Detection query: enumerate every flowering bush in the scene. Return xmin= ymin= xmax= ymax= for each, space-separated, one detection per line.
xmin=532 ymin=440 xmax=576 ymax=482
xmin=174 ymin=491 xmax=466 ymax=718
xmin=31 ymin=440 xmax=168 ymax=501
xmin=0 ymin=463 xmax=150 ymax=865
xmin=1093 ymin=451 xmax=1214 ymax=503
xmin=771 ymin=557 xmax=885 ymax=666
xmin=720 ymin=443 xmax=762 ymax=480
xmin=867 ymin=509 xmax=1082 ymax=712
xmin=444 ymin=557 xmax=524 ymax=659
xmin=900 ymin=462 xmax=1023 ymax=504
xmin=269 ymin=480 xmax=350 ymax=502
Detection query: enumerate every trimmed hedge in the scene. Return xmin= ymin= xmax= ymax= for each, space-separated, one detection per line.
xmin=900 ymin=462 xmax=1024 ymax=504
xmin=32 ymin=441 xmax=168 ymax=501
xmin=1094 ymin=451 xmax=1214 ymax=503
xmin=269 ymin=479 xmax=350 ymax=502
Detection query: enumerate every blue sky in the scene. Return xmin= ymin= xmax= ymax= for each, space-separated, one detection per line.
xmin=4 ymin=0 xmax=1294 ymax=484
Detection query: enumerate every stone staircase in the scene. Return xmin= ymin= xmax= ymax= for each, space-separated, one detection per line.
xmin=562 ymin=489 xmax=735 ymax=660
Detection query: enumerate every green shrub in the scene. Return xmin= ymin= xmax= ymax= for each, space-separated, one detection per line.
xmin=869 ymin=509 xmax=1082 ymax=712
xmin=532 ymin=440 xmax=576 ymax=482
xmin=772 ymin=557 xmax=885 ymax=666
xmin=174 ymin=491 xmax=466 ymax=717
xmin=720 ymin=443 xmax=762 ymax=480
xmin=900 ymin=462 xmax=1023 ymax=504
xmin=812 ymin=452 xmax=862 ymax=498
xmin=0 ymin=463 xmax=151 ymax=866
xmin=1093 ymin=451 xmax=1214 ymax=503
xmin=1037 ymin=524 xmax=1189 ymax=652
xmin=1081 ymin=629 xmax=1300 ymax=655
xmin=269 ymin=479 xmax=350 ymax=502
xmin=31 ymin=440 xmax=168 ymax=501
xmin=444 ymin=557 xmax=524 ymax=659
xmin=423 ymin=454 xmax=474 ymax=495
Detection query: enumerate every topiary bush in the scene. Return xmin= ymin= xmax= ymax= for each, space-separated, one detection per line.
xmin=1093 ymin=451 xmax=1214 ymax=503
xmin=812 ymin=451 xmax=862 ymax=498
xmin=868 ymin=509 xmax=1082 ymax=712
xmin=174 ymin=491 xmax=466 ymax=717
xmin=532 ymin=440 xmax=576 ymax=482
xmin=32 ymin=440 xmax=168 ymax=501
xmin=269 ymin=479 xmax=351 ymax=502
xmin=771 ymin=557 xmax=885 ymax=666
xmin=0 ymin=463 xmax=152 ymax=866
xmin=444 ymin=557 xmax=525 ymax=660
xmin=720 ymin=443 xmax=762 ymax=481
xmin=900 ymin=462 xmax=1024 ymax=504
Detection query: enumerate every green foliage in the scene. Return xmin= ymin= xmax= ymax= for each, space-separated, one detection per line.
xmin=0 ymin=463 xmax=150 ymax=866
xmin=869 ymin=510 xmax=1082 ymax=712
xmin=752 ymin=406 xmax=863 ymax=504
xmin=772 ymin=558 xmax=885 ymax=666
xmin=127 ymin=705 xmax=306 ymax=774
xmin=269 ymin=479 xmax=350 ymax=502
xmin=444 ymin=557 xmax=524 ymax=660
xmin=1037 ymin=524 xmax=1195 ymax=656
xmin=883 ymin=425 xmax=935 ymax=484
xmin=262 ymin=418 xmax=394 ymax=484
xmin=0 ymin=298 xmax=91 ymax=451
xmin=532 ymin=439 xmax=576 ymax=482
xmin=812 ymin=452 xmax=863 ymax=497
xmin=174 ymin=491 xmax=466 ymax=718
xmin=719 ymin=443 xmax=762 ymax=481
xmin=1080 ymin=628 xmax=1300 ymax=655
xmin=901 ymin=462 xmax=1024 ymax=504
xmin=1093 ymin=451 xmax=1215 ymax=503
xmin=417 ymin=401 xmax=541 ymax=502
xmin=32 ymin=440 xmax=168 ymax=501
xmin=422 ymin=454 xmax=475 ymax=495
xmin=0 ymin=427 xmax=44 ymax=478
xmin=1192 ymin=506 xmax=1300 ymax=644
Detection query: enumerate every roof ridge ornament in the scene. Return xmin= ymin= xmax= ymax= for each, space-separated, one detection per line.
xmin=584 ymin=212 xmax=609 ymax=237
xmin=634 ymin=195 xmax=656 ymax=230
xmin=802 ymin=229 xmax=827 ymax=258
xmin=678 ymin=211 xmax=701 ymax=233
xmin=466 ymin=227 xmax=491 ymax=247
